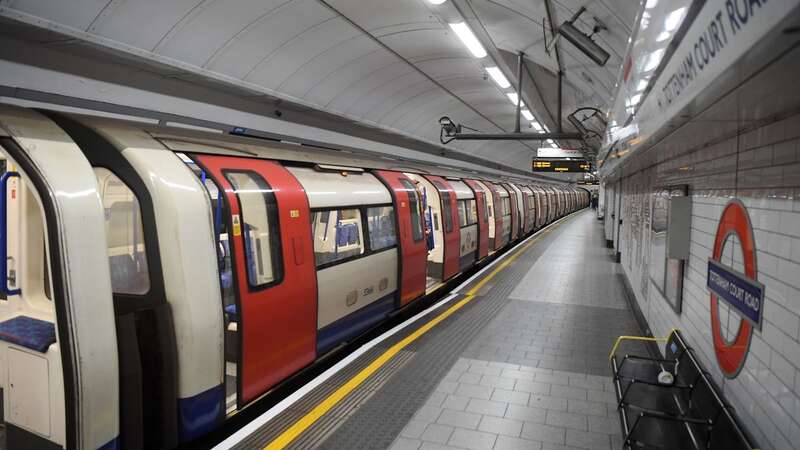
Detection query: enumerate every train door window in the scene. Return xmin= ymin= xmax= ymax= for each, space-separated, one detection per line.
xmin=457 ymin=200 xmax=468 ymax=228
xmin=502 ymin=197 xmax=511 ymax=216
xmin=434 ymin=182 xmax=453 ymax=233
xmin=312 ymin=209 xmax=364 ymax=267
xmin=458 ymin=199 xmax=477 ymax=227
xmin=399 ymin=179 xmax=424 ymax=242
xmin=224 ymin=171 xmax=283 ymax=288
xmin=94 ymin=167 xmax=150 ymax=295
xmin=367 ymin=206 xmax=397 ymax=251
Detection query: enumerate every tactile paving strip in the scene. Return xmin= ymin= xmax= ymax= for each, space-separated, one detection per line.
xmin=233 ymin=214 xmax=577 ymax=450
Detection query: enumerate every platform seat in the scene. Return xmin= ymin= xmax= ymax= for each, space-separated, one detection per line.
xmin=0 ymin=316 xmax=56 ymax=353
xmin=610 ymin=330 xmax=756 ymax=449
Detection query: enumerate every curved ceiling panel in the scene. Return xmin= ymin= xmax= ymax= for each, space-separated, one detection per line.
xmin=345 ymin=72 xmax=430 ymax=118
xmin=303 ymin=49 xmax=392 ymax=104
xmin=90 ymin=0 xmax=204 ymax=50
xmin=2 ymin=0 xmax=637 ymax=175
xmin=154 ymin=0 xmax=292 ymax=65
xmin=278 ymin=36 xmax=378 ymax=96
xmin=205 ymin=0 xmax=334 ymax=78
xmin=325 ymin=60 xmax=413 ymax=111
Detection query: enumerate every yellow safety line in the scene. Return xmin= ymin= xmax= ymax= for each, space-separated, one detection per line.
xmin=608 ymin=328 xmax=681 ymax=360
xmin=263 ymin=225 xmax=560 ymax=450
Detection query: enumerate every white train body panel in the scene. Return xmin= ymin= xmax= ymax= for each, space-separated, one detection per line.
xmin=474 ymin=181 xmax=495 ymax=241
xmin=0 ymin=106 xmax=118 ymax=449
xmin=287 ymin=167 xmax=391 ymax=208
xmin=448 ymin=180 xmax=473 ymax=200
xmin=459 ymin=224 xmax=478 ymax=258
xmin=316 ymin=249 xmax=398 ymax=329
xmin=91 ymin=122 xmax=225 ymax=401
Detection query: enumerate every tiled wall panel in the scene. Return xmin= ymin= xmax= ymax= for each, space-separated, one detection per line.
xmin=611 ymin=111 xmax=800 ymax=450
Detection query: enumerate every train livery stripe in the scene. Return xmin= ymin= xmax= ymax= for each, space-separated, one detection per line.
xmin=261 ymin=216 xmax=567 ymax=450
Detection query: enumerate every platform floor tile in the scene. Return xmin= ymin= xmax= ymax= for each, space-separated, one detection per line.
xmin=252 ymin=211 xmax=640 ymax=450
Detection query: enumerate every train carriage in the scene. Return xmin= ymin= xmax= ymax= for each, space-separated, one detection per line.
xmin=0 ymin=105 xmax=589 ymax=450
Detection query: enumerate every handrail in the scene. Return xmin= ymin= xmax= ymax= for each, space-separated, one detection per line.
xmin=1 ymin=171 xmax=21 ymax=296
xmin=608 ymin=328 xmax=680 ymax=359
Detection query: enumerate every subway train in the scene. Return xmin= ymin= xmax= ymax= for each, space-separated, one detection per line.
xmin=0 ymin=106 xmax=588 ymax=450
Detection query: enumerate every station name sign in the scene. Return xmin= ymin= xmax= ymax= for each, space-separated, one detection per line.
xmin=660 ymin=0 xmax=779 ymax=108
xmin=707 ymin=258 xmax=764 ymax=329
xmin=532 ymin=159 xmax=591 ymax=173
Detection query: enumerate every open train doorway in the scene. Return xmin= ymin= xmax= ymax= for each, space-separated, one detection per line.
xmin=403 ymin=173 xmax=463 ymax=294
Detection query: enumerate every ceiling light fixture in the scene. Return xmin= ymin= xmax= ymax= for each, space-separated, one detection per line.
xmin=449 ymin=22 xmax=487 ymax=58
xmin=506 ymin=92 xmax=526 ymax=109
xmin=486 ymin=66 xmax=511 ymax=88
xmin=427 ymin=0 xmax=447 ymax=4
xmin=521 ymin=110 xmax=534 ymax=121
xmin=665 ymin=7 xmax=687 ymax=32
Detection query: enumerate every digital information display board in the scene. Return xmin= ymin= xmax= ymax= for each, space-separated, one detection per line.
xmin=532 ymin=159 xmax=591 ymax=172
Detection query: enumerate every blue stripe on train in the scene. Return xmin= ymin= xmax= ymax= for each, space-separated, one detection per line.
xmin=97 ymin=437 xmax=118 ymax=450
xmin=317 ymin=292 xmax=396 ymax=354
xmin=177 ymin=384 xmax=225 ymax=442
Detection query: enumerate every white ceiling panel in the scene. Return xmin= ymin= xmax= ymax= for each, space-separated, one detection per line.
xmin=154 ymin=0 xmax=292 ymax=66
xmin=5 ymin=0 xmax=109 ymax=31
xmin=274 ymin=34 xmax=378 ymax=95
xmin=205 ymin=0 xmax=335 ymax=78
xmin=1 ymin=0 xmax=638 ymax=176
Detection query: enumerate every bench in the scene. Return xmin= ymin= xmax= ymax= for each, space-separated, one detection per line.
xmin=0 ymin=315 xmax=56 ymax=353
xmin=610 ymin=329 xmax=757 ymax=450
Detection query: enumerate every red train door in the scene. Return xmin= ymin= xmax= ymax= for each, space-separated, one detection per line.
xmin=193 ymin=154 xmax=317 ymax=404
xmin=373 ymin=170 xmax=427 ymax=306
xmin=464 ymin=179 xmax=489 ymax=260
xmin=485 ymin=182 xmax=504 ymax=250
xmin=503 ymin=184 xmax=519 ymax=241
xmin=424 ymin=175 xmax=460 ymax=280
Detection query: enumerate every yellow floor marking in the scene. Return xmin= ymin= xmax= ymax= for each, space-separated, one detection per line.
xmin=264 ymin=221 xmax=565 ymax=450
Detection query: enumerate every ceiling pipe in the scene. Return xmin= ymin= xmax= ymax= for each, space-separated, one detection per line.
xmin=449 ymin=132 xmax=582 ymax=140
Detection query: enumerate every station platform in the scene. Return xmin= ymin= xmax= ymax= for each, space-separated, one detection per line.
xmin=219 ymin=209 xmax=642 ymax=450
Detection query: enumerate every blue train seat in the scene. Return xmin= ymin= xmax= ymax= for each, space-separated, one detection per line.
xmin=0 ymin=315 xmax=56 ymax=352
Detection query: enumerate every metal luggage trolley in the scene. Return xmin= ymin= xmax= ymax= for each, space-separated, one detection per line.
xmin=609 ymin=329 xmax=759 ymax=450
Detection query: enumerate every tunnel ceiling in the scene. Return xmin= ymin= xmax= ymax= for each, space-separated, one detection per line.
xmin=0 ymin=0 xmax=637 ymax=174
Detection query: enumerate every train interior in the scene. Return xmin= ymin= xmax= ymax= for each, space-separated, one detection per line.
xmin=497 ymin=186 xmax=512 ymax=247
xmin=449 ymin=180 xmax=478 ymax=272
xmin=474 ymin=181 xmax=496 ymax=253
xmin=403 ymin=173 xmax=446 ymax=293
xmin=0 ymin=150 xmax=65 ymax=448
xmin=178 ymin=155 xmax=240 ymax=414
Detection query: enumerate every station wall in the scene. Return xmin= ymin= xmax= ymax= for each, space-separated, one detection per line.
xmin=609 ymin=110 xmax=800 ymax=450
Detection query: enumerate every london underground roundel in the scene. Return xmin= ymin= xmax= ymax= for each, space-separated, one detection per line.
xmin=708 ymin=199 xmax=762 ymax=378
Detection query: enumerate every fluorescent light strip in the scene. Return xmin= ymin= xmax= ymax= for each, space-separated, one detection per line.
xmin=521 ymin=110 xmax=534 ymax=121
xmin=449 ymin=22 xmax=487 ymax=58
xmin=427 ymin=0 xmax=447 ymax=3
xmin=506 ymin=92 xmax=526 ymax=109
xmin=486 ymin=66 xmax=510 ymax=88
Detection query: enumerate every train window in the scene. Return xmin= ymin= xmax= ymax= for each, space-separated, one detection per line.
xmin=483 ymin=197 xmax=490 ymax=223
xmin=501 ymin=197 xmax=511 ymax=216
xmin=399 ymin=179 xmax=424 ymax=242
xmin=311 ymin=209 xmax=364 ymax=267
xmin=458 ymin=199 xmax=477 ymax=227
xmin=434 ymin=182 xmax=454 ymax=233
xmin=367 ymin=206 xmax=397 ymax=251
xmin=94 ymin=168 xmax=150 ymax=295
xmin=225 ymin=171 xmax=283 ymax=288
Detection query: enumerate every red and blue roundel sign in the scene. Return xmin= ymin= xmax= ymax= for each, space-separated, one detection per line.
xmin=707 ymin=199 xmax=764 ymax=378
